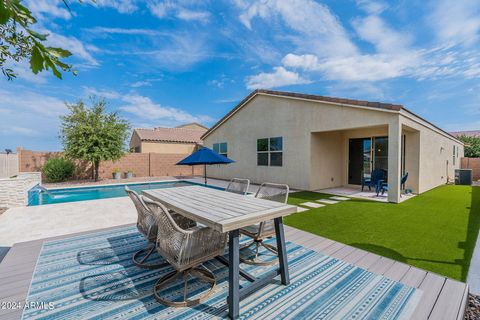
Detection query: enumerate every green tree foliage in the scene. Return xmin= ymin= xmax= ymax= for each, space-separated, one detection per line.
xmin=458 ymin=135 xmax=480 ymax=158
xmin=42 ymin=157 xmax=75 ymax=182
xmin=60 ymin=99 xmax=130 ymax=181
xmin=0 ymin=0 xmax=93 ymax=80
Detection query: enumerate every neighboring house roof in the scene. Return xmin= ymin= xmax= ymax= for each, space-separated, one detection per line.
xmin=449 ymin=130 xmax=480 ymax=137
xmin=133 ymin=127 xmax=207 ymax=144
xmin=175 ymin=122 xmax=209 ymax=130
xmin=201 ymin=89 xmax=460 ymax=143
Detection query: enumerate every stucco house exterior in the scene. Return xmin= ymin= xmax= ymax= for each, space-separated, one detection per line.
xmin=130 ymin=123 xmax=207 ymax=154
xmin=202 ymin=89 xmax=464 ymax=203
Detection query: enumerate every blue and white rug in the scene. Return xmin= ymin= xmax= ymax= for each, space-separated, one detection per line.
xmin=22 ymin=226 xmax=422 ymax=319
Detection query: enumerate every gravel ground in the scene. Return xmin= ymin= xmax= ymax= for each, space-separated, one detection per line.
xmin=465 ymin=293 xmax=480 ymax=319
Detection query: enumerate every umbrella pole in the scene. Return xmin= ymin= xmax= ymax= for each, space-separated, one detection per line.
xmin=204 ymin=164 xmax=207 ymax=185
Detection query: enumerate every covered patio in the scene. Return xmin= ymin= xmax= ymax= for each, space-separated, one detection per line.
xmin=310 ymin=121 xmax=421 ymax=203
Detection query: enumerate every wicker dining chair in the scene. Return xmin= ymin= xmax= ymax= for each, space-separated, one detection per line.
xmin=239 ymin=182 xmax=289 ymax=265
xmin=125 ymin=186 xmax=195 ymax=269
xmin=225 ymin=178 xmax=250 ymax=195
xmin=145 ymin=198 xmax=227 ymax=307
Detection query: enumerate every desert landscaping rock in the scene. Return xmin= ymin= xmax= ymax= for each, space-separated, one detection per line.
xmin=465 ymin=293 xmax=480 ymax=320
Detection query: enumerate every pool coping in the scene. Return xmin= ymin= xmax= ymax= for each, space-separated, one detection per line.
xmin=28 ymin=180 xmax=225 ymax=207
xmin=44 ymin=178 xmax=182 ymax=191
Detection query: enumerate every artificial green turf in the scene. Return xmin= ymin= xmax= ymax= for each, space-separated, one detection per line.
xmin=284 ymin=185 xmax=480 ymax=281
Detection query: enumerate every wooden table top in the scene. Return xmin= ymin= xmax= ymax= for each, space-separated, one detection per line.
xmin=143 ymin=185 xmax=297 ymax=232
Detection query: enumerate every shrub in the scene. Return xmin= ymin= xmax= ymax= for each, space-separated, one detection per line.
xmin=42 ymin=158 xmax=75 ymax=182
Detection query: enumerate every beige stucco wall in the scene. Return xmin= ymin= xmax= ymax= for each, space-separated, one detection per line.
xmin=204 ymin=94 xmax=397 ymax=190
xmin=130 ymin=130 xmax=200 ymax=154
xmin=204 ymin=93 xmax=463 ymax=198
xmin=140 ymin=142 xmax=197 ymax=154
xmin=400 ymin=114 xmax=463 ymax=193
xmin=130 ymin=132 xmax=142 ymax=152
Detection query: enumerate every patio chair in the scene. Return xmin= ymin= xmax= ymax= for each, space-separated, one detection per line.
xmin=361 ymin=169 xmax=385 ymax=193
xmin=225 ymin=178 xmax=250 ymax=195
xmin=125 ymin=186 xmax=195 ymax=269
xmin=147 ymin=199 xmax=227 ymax=307
xmin=239 ymin=182 xmax=289 ymax=265
xmin=378 ymin=172 xmax=409 ymax=196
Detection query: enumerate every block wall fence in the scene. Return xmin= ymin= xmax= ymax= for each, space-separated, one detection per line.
xmin=17 ymin=149 xmax=203 ymax=180
xmin=461 ymin=157 xmax=480 ymax=181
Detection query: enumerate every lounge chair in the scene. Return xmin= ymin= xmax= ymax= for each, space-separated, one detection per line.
xmin=239 ymin=182 xmax=289 ymax=265
xmin=361 ymin=169 xmax=385 ymax=193
xmin=125 ymin=186 xmax=195 ymax=269
xmin=378 ymin=172 xmax=409 ymax=196
xmin=225 ymin=178 xmax=250 ymax=195
xmin=147 ymin=198 xmax=227 ymax=307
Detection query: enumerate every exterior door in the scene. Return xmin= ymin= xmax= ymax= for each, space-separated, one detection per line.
xmin=349 ymin=138 xmax=373 ymax=185
xmin=349 ymin=139 xmax=365 ymax=185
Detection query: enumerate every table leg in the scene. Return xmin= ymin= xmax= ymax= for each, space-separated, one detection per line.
xmin=274 ymin=217 xmax=290 ymax=285
xmin=228 ymin=229 xmax=240 ymax=319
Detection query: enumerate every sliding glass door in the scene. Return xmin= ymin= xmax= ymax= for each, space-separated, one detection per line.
xmin=348 ymin=136 xmax=389 ymax=185
xmin=348 ymin=138 xmax=372 ymax=185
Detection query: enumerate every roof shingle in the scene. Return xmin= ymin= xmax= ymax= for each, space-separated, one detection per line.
xmin=134 ymin=127 xmax=207 ymax=144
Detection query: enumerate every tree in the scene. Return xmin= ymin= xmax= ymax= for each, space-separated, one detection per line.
xmin=60 ymin=99 xmax=130 ymax=181
xmin=0 ymin=0 xmax=93 ymax=80
xmin=458 ymin=135 xmax=480 ymax=158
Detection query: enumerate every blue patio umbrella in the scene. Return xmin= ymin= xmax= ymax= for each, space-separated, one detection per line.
xmin=177 ymin=147 xmax=235 ymax=184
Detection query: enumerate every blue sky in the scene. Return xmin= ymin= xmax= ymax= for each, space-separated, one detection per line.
xmin=1 ymin=0 xmax=479 ymax=151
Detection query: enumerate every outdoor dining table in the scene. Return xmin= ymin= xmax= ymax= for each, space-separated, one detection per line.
xmin=143 ymin=185 xmax=297 ymax=319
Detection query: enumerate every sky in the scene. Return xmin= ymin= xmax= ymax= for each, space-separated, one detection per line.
xmin=0 ymin=0 xmax=479 ymax=151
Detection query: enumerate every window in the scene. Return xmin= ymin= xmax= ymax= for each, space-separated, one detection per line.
xmin=453 ymin=145 xmax=456 ymax=165
xmin=213 ymin=142 xmax=228 ymax=157
xmin=257 ymin=137 xmax=283 ymax=166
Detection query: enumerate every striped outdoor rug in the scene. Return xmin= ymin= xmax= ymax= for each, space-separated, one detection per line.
xmin=22 ymin=226 xmax=421 ymax=319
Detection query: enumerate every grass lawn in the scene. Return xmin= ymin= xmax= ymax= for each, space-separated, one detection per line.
xmin=284 ymin=185 xmax=480 ymax=281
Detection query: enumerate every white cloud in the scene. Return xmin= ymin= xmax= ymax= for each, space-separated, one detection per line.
xmin=92 ymin=0 xmax=138 ymax=14
xmin=429 ymin=0 xmax=480 ymax=46
xmin=0 ymin=88 xmax=67 ymax=117
xmin=246 ymin=67 xmax=311 ymax=89
xmin=83 ymin=87 xmax=122 ymax=100
xmin=149 ymin=33 xmax=212 ymax=70
xmin=283 ymin=53 xmax=413 ymax=81
xmin=131 ymin=81 xmax=152 ymax=88
xmin=85 ymin=27 xmax=163 ymax=36
xmin=46 ymin=30 xmax=99 ymax=66
xmin=1 ymin=126 xmax=39 ymax=137
xmin=24 ymin=0 xmax=71 ymax=20
xmin=119 ymin=94 xmax=213 ymax=125
xmin=356 ymin=0 xmax=388 ymax=14
xmin=176 ymin=8 xmax=210 ymax=22
xmin=352 ymin=15 xmax=411 ymax=54
xmin=148 ymin=1 xmax=211 ymax=22
xmin=236 ymin=0 xmax=358 ymax=58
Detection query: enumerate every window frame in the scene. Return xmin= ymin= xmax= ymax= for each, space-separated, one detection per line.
xmin=257 ymin=136 xmax=283 ymax=167
xmin=213 ymin=142 xmax=228 ymax=157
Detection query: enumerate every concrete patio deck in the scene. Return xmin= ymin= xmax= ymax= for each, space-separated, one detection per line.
xmin=0 ymin=177 xmax=261 ymax=261
xmin=318 ymin=186 xmax=416 ymax=202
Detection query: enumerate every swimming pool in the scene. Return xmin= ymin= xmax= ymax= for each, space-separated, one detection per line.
xmin=28 ymin=181 xmax=220 ymax=206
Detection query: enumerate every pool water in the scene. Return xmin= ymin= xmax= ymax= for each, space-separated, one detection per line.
xmin=28 ymin=181 xmax=216 ymax=206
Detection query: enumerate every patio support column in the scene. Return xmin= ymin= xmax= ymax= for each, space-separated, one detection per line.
xmin=388 ymin=119 xmax=402 ymax=203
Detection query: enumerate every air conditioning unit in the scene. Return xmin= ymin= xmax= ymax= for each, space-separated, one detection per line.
xmin=455 ymin=169 xmax=472 ymax=185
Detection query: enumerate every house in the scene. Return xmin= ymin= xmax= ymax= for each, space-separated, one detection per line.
xmin=202 ymin=89 xmax=464 ymax=203
xmin=130 ymin=123 xmax=208 ymax=154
